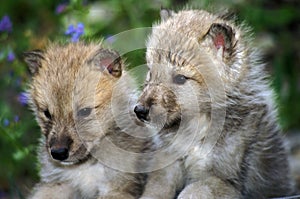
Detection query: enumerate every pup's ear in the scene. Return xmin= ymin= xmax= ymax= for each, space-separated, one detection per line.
xmin=160 ymin=8 xmax=175 ymax=21
xmin=23 ymin=50 xmax=44 ymax=75
xmin=90 ymin=49 xmax=122 ymax=78
xmin=204 ymin=23 xmax=236 ymax=62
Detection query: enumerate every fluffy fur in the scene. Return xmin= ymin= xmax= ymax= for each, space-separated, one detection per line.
xmin=135 ymin=9 xmax=295 ymax=198
xmin=24 ymin=42 xmax=146 ymax=199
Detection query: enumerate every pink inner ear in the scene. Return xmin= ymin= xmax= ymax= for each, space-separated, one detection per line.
xmin=100 ymin=58 xmax=113 ymax=73
xmin=214 ymin=33 xmax=225 ymax=49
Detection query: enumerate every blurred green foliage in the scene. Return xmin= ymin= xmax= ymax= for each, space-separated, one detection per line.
xmin=0 ymin=0 xmax=299 ymax=198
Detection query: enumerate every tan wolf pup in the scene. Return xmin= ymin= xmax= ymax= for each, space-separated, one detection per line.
xmin=134 ymin=9 xmax=295 ymax=199
xmin=24 ymin=42 xmax=146 ymax=199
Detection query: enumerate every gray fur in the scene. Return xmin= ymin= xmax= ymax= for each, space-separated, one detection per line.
xmin=136 ymin=9 xmax=295 ymax=199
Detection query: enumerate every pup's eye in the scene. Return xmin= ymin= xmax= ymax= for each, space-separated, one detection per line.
xmin=173 ymin=74 xmax=187 ymax=85
xmin=77 ymin=107 xmax=92 ymax=117
xmin=44 ymin=109 xmax=52 ymax=120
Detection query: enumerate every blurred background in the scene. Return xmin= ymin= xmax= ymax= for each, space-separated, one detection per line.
xmin=0 ymin=0 xmax=299 ymax=198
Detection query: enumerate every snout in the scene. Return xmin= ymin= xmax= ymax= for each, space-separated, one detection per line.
xmin=50 ymin=147 xmax=69 ymax=161
xmin=49 ymin=136 xmax=73 ymax=161
xmin=134 ymin=104 xmax=149 ymax=122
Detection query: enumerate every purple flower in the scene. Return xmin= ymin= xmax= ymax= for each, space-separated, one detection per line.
xmin=18 ymin=92 xmax=29 ymax=106
xmin=0 ymin=15 xmax=12 ymax=32
xmin=65 ymin=24 xmax=75 ymax=35
xmin=55 ymin=3 xmax=67 ymax=14
xmin=7 ymin=51 xmax=15 ymax=62
xmin=77 ymin=23 xmax=84 ymax=34
xmin=14 ymin=115 xmax=20 ymax=123
xmin=71 ymin=32 xmax=81 ymax=42
xmin=65 ymin=23 xmax=84 ymax=42
xmin=3 ymin=119 xmax=10 ymax=127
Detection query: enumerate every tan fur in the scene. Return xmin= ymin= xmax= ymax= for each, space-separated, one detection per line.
xmin=24 ymin=42 xmax=145 ymax=199
xmin=135 ymin=9 xmax=295 ymax=198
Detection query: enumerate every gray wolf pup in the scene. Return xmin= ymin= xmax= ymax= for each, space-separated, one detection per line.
xmin=135 ymin=9 xmax=295 ymax=199
xmin=24 ymin=42 xmax=145 ymax=199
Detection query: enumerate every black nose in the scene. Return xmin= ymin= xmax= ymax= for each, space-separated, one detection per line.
xmin=134 ymin=104 xmax=149 ymax=122
xmin=51 ymin=147 xmax=69 ymax=161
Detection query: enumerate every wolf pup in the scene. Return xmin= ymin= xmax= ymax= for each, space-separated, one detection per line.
xmin=24 ymin=42 xmax=145 ymax=199
xmin=134 ymin=9 xmax=295 ymax=198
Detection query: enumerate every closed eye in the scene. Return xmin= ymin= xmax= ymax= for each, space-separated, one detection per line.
xmin=173 ymin=74 xmax=188 ymax=85
xmin=77 ymin=107 xmax=92 ymax=118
